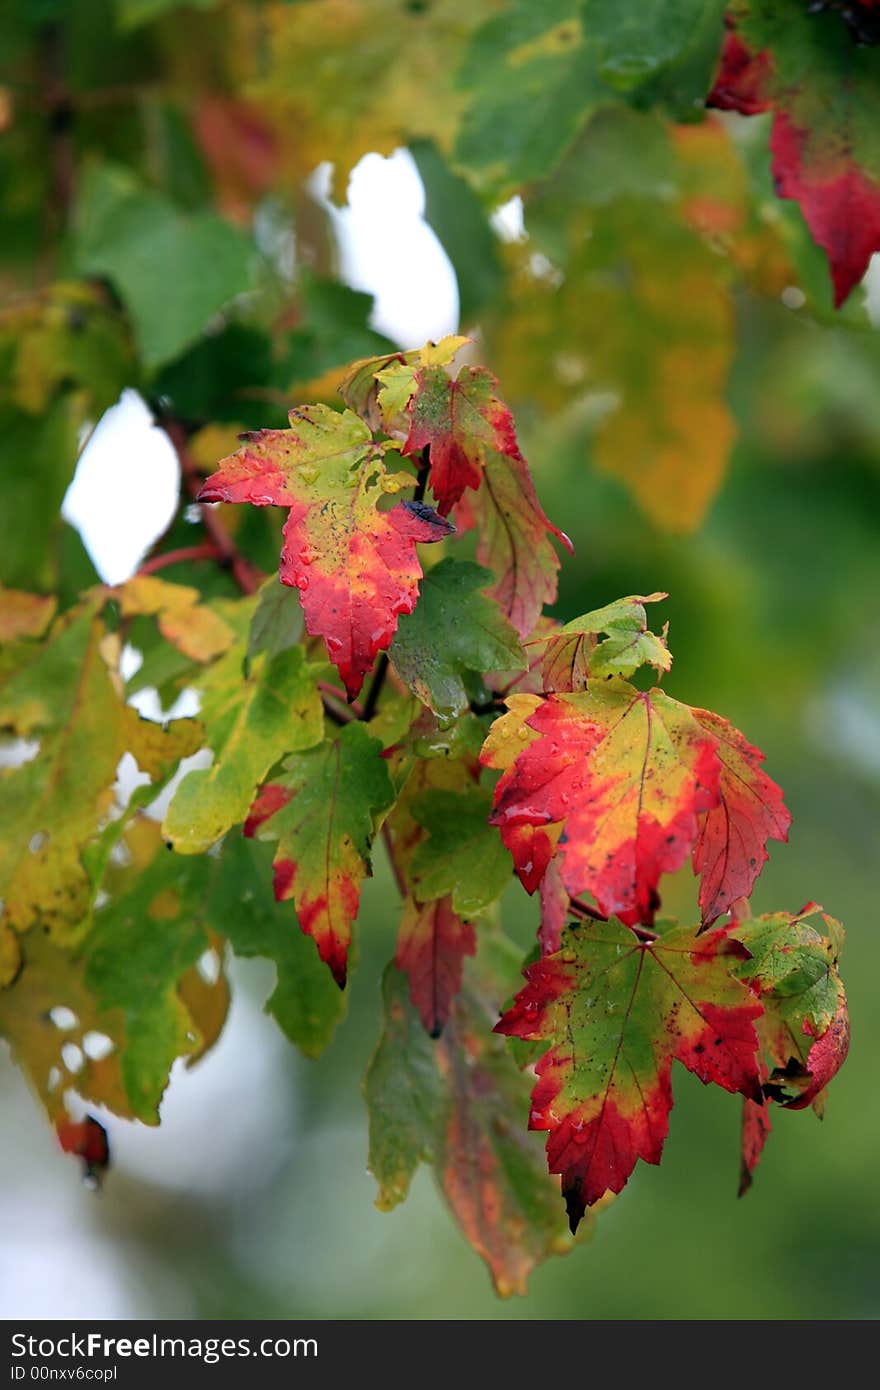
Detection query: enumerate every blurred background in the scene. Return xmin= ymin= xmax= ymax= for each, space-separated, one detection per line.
xmin=1 ymin=0 xmax=879 ymax=1320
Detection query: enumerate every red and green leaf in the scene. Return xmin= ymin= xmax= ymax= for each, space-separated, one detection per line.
xmin=708 ymin=0 xmax=880 ymax=306
xmin=244 ymin=723 xmax=395 ymax=986
xmin=730 ymin=905 xmax=849 ymax=1189
xmin=484 ymin=684 xmax=721 ymax=924
xmin=199 ymin=405 xmax=452 ymax=698
xmin=497 ymin=917 xmax=763 ymax=1228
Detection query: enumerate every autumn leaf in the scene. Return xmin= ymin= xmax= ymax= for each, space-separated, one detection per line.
xmin=535 ymin=592 xmax=671 ymax=692
xmin=399 ymin=363 xmax=529 ymax=516
xmin=455 ymin=447 xmax=572 ymax=641
xmin=707 ymin=0 xmax=880 ymax=307
xmin=497 ymin=917 xmax=763 ymax=1228
xmin=0 ymin=586 xmax=57 ymax=643
xmin=395 ymin=896 xmax=476 ymax=1038
xmin=0 ymin=606 xmax=201 ymax=938
xmin=691 ymin=707 xmax=790 ymax=924
xmin=732 ymin=906 xmax=849 ymax=1109
xmin=730 ymin=905 xmax=848 ymax=1191
xmin=365 ymin=937 xmax=575 ymax=1294
xmin=389 ymin=558 xmax=525 ymax=720
xmin=211 ymin=834 xmax=347 ymax=1058
xmin=117 ymin=575 xmax=235 ymax=664
xmin=244 ymin=723 xmax=395 ymax=986
xmin=199 ymin=404 xmax=453 ymax=698
xmin=483 ymin=684 xmax=721 ymax=924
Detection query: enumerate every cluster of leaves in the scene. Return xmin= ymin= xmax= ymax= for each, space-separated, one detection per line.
xmin=0 ymin=0 xmax=867 ymax=1293
xmin=1 ymin=335 xmax=850 ymax=1291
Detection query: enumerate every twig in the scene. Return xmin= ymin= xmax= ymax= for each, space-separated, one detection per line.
xmin=136 ymin=543 xmax=220 ymax=578
xmin=162 ymin=419 xmax=263 ymax=597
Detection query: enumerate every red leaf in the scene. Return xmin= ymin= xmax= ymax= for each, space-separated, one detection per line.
xmin=691 ymin=708 xmax=791 ymax=925
xmin=395 ymin=894 xmax=476 ymax=1036
xmin=199 ymin=406 xmax=452 ymax=698
xmin=57 ymin=1114 xmax=110 ymax=1182
xmin=739 ymin=1095 xmax=772 ymax=1197
xmin=538 ymin=858 xmax=569 ymax=956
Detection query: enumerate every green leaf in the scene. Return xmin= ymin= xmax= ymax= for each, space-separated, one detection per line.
xmin=454 ymin=0 xmax=725 ymax=195
xmin=390 ymin=558 xmax=524 ymax=720
xmin=363 ymin=965 xmax=445 ymax=1211
xmin=365 ymin=934 xmax=574 ymax=1295
xmin=163 ymin=643 xmax=323 ymax=855
xmin=84 ymin=833 xmax=218 ymax=1122
xmin=0 ymin=400 xmax=83 ymax=592
xmin=410 ymin=786 xmax=511 ymax=915
xmin=246 ymin=579 xmax=305 ymax=669
xmin=210 ymin=835 xmax=346 ymax=1058
xmin=73 ymin=164 xmax=254 ymax=369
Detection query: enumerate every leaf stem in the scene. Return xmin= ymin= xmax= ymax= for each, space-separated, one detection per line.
xmin=360 ymin=653 xmax=389 ymax=721
xmin=413 ymin=446 xmax=430 ymax=504
xmin=381 ymin=822 xmax=408 ymax=898
xmin=568 ymin=896 xmax=609 ymax=923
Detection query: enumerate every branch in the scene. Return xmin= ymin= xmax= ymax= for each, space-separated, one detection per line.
xmin=162 ymin=418 xmax=263 ymax=597
xmin=136 ymin=543 xmax=220 ymax=578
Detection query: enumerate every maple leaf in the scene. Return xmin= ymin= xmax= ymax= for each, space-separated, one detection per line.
xmin=389 ymin=558 xmax=525 ymax=720
xmin=163 ymin=641 xmax=323 ymax=854
xmin=455 ymin=448 xmax=572 ymax=641
xmin=534 ymin=593 xmax=671 ymax=692
xmin=340 ymin=336 xmax=468 ymax=435
xmin=496 ymin=917 xmax=763 ymax=1229
xmin=483 ymin=684 xmax=721 ymax=924
xmin=117 ymin=575 xmax=235 ymax=664
xmin=707 ymin=0 xmax=880 ymax=307
xmin=0 ymin=585 xmax=57 ymax=643
xmin=0 ymin=605 xmax=201 ymax=939
xmin=198 ymin=404 xmax=453 ymax=699
xmin=691 ymin=707 xmax=790 ymax=924
xmin=730 ymin=905 xmax=849 ymax=1191
xmin=408 ymin=785 xmax=512 ymax=917
xmin=399 ymin=362 xmax=529 ymax=516
xmin=365 ymin=937 xmax=575 ymax=1294
xmin=244 ymin=723 xmax=395 ymax=987
xmin=395 ymin=895 xmax=476 ymax=1037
